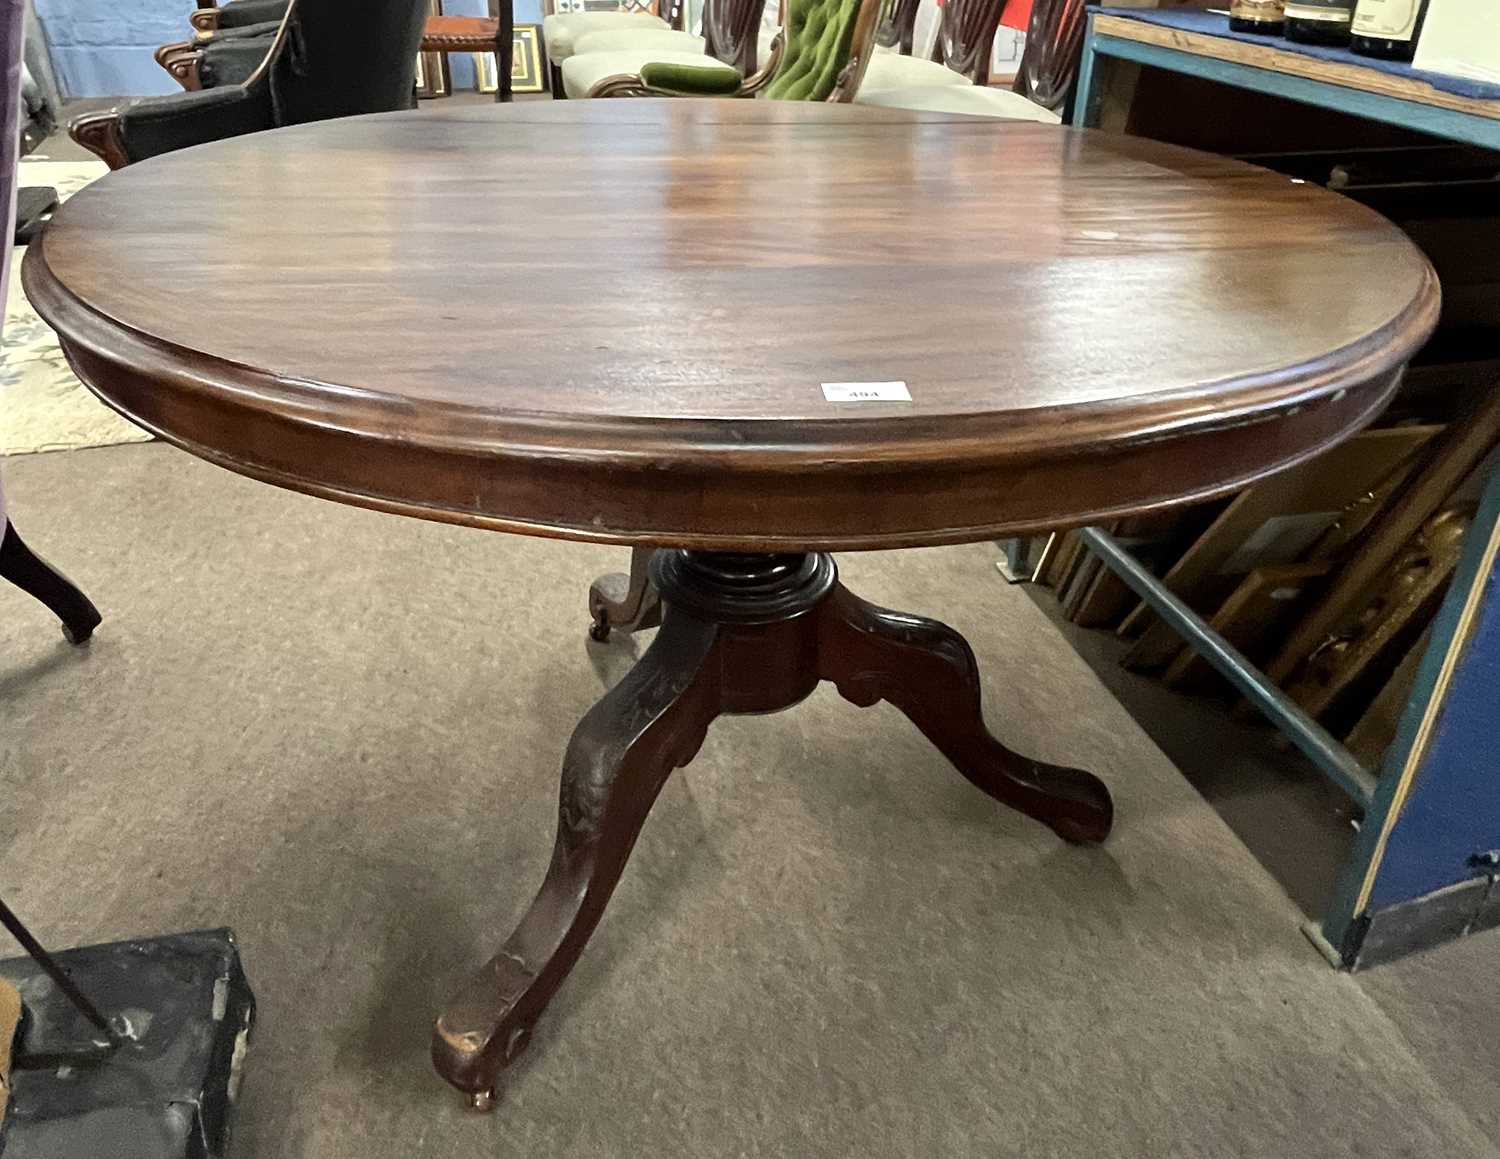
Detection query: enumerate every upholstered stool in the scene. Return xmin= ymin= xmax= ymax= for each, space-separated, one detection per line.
xmin=857 ymin=50 xmax=970 ymax=92
xmin=856 ymin=82 xmax=1061 ymax=119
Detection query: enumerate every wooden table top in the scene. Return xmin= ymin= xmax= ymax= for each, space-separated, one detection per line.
xmin=26 ymin=101 xmax=1438 ymax=550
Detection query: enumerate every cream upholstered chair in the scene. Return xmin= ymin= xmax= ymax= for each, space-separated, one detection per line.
xmin=858 ymin=0 xmax=1000 ymax=94
xmin=854 ymin=0 xmax=1060 ymax=121
xmin=562 ymin=46 xmax=714 ymax=97
xmin=543 ymin=4 xmax=679 ymax=93
xmin=559 ymin=0 xmax=765 ymax=98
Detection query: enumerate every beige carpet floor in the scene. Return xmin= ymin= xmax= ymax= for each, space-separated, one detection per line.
xmin=1 ymin=442 xmax=1497 ymax=1158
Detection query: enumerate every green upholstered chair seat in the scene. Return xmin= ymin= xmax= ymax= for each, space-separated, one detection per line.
xmin=562 ymin=47 xmax=734 ymax=96
xmin=639 ymin=59 xmax=744 ymax=93
xmin=541 ymin=11 xmax=669 ymax=62
xmin=857 ymin=52 xmax=970 ymax=92
xmin=571 ymin=27 xmax=706 ymax=56
xmin=855 ymin=83 xmax=1062 ymax=121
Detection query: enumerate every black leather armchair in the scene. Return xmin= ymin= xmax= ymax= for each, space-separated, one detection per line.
xmin=155 ymin=21 xmax=280 ymax=90
xmin=191 ymin=0 xmax=290 ymax=33
xmin=70 ymin=0 xmax=429 ymax=169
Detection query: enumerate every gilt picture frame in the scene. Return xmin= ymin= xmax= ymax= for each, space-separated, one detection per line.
xmin=474 ymin=22 xmax=549 ymax=94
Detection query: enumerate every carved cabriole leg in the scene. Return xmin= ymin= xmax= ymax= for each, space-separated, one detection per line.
xmin=433 ymin=608 xmax=726 ymax=1104
xmin=815 ymin=585 xmax=1113 ymax=844
xmin=435 ymin=550 xmax=1109 ymax=1105
xmin=587 ymin=545 xmax=661 ymax=641
xmin=0 ymin=522 xmax=102 ymax=644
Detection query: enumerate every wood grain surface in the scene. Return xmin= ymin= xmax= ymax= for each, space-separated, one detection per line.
xmin=26 ymin=100 xmax=1439 ymax=550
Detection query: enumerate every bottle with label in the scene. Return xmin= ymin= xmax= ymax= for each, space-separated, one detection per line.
xmin=1230 ymin=0 xmax=1286 ymax=35
xmin=1284 ymin=0 xmax=1356 ymax=44
xmin=1350 ymin=0 xmax=1429 ymax=60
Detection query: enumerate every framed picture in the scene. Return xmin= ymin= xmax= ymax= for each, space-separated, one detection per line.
xmin=416 ymin=0 xmax=451 ymax=98
xmin=474 ymin=23 xmax=549 ymax=94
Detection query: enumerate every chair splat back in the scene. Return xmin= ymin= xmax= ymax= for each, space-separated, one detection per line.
xmin=875 ymin=0 xmax=919 ymax=54
xmin=1011 ymin=0 xmax=1085 ymax=112
xmin=934 ymin=0 xmax=1008 ymax=85
xmin=702 ymin=0 xmax=765 ymax=74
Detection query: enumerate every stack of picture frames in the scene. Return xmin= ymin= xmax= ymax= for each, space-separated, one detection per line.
xmin=1022 ymin=367 xmax=1500 ymax=773
xmin=417 ymin=0 xmax=552 ymax=98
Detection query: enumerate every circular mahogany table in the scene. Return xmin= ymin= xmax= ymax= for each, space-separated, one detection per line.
xmin=26 ymin=101 xmax=1438 ymax=1106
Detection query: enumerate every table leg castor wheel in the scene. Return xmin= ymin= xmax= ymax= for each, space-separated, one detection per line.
xmin=60 ymin=608 xmax=101 ymax=646
xmin=0 ymin=522 xmax=101 ymax=647
xmin=586 ymin=548 xmax=661 ymax=643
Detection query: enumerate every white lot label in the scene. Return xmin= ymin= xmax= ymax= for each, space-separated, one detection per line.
xmin=821 ymin=381 xmax=912 ymax=402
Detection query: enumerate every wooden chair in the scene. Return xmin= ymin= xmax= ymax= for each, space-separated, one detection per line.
xmin=1010 ymin=0 xmax=1085 ymax=114
xmin=71 ymin=0 xmax=430 ymax=169
xmin=857 ymin=0 xmax=1003 ymax=93
xmin=558 ymin=0 xmax=763 ymax=99
xmin=420 ymin=6 xmax=516 ymax=102
xmin=854 ymin=0 xmax=1062 ymax=119
xmin=874 ymin=0 xmax=919 ymax=54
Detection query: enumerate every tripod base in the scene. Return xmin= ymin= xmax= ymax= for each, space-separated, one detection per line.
xmin=434 ymin=551 xmax=1113 ymax=1104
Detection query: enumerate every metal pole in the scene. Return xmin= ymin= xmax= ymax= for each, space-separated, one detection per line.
xmin=1075 ymin=526 xmax=1378 ymax=809
xmin=0 ymin=897 xmax=121 ymax=1047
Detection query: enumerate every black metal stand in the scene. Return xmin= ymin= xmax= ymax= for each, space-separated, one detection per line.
xmin=0 ymin=900 xmax=118 ymax=1052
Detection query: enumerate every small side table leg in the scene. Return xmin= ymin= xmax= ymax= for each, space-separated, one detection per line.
xmin=0 ymin=521 xmax=102 ymax=644
xmin=588 ymin=546 xmax=661 ymax=641
xmin=433 ymin=608 xmax=725 ymax=1105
